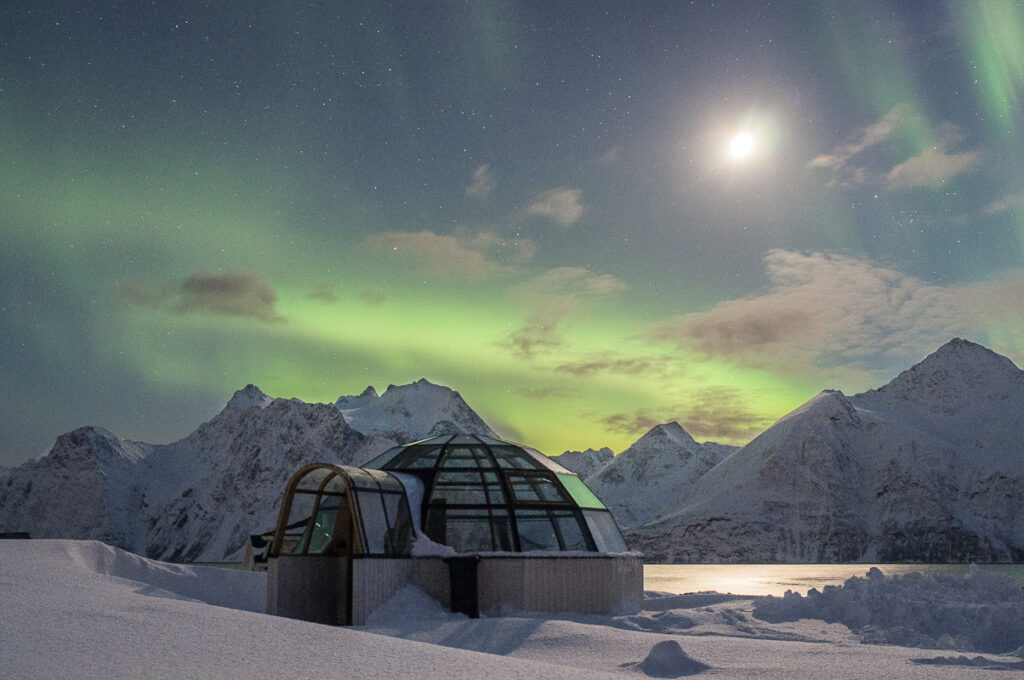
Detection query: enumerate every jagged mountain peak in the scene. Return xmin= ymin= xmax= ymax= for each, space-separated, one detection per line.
xmin=225 ymin=384 xmax=273 ymax=412
xmin=626 ymin=421 xmax=700 ymax=455
xmin=865 ymin=338 xmax=1020 ymax=399
xmin=49 ymin=426 xmax=148 ymax=466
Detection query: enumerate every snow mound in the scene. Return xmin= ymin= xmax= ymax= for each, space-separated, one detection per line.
xmin=639 ymin=640 xmax=710 ymax=677
xmin=753 ymin=566 xmax=1024 ymax=654
xmin=42 ymin=539 xmax=265 ymax=612
xmin=366 ymin=584 xmax=461 ymax=626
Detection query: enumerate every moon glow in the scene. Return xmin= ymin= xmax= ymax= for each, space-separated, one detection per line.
xmin=729 ymin=132 xmax=755 ymax=159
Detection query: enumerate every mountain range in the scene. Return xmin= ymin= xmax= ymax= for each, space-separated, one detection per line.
xmin=0 ymin=380 xmax=491 ymax=561
xmin=1 ymin=338 xmax=1021 ymax=563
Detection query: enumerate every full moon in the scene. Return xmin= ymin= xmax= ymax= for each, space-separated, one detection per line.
xmin=729 ymin=132 xmax=755 ymax=159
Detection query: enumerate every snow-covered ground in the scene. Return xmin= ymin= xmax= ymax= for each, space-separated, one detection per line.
xmin=3 ymin=540 xmax=1023 ymax=679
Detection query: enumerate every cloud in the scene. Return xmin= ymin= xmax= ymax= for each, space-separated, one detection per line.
xmin=513 ymin=267 xmax=628 ymax=299
xmin=886 ymin=148 xmax=981 ymax=188
xmin=647 ymin=249 xmax=977 ymax=384
xmin=601 ymin=387 xmax=785 ymax=445
xmin=502 ymin=267 xmax=628 ymax=358
xmin=809 ymin=105 xmax=981 ymax=190
xmin=808 ymin=104 xmax=912 ymax=184
xmin=124 ymin=270 xmax=282 ymax=322
xmin=525 ymin=188 xmax=585 ymax=226
xmin=555 ymin=357 xmax=654 ymax=377
xmin=465 ymin=164 xmax=495 ymax=198
xmin=362 ymin=231 xmax=511 ymax=279
xmin=984 ymin=193 xmax=1024 ymax=215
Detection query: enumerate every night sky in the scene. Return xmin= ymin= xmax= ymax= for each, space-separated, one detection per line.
xmin=3 ymin=1 xmax=1023 ymax=467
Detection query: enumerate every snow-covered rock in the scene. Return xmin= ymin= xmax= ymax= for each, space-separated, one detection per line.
xmin=0 ymin=380 xmax=493 ymax=562
xmin=630 ymin=339 xmax=1024 ymax=563
xmin=549 ymin=447 xmax=613 ymax=479
xmin=585 ymin=423 xmax=734 ymax=528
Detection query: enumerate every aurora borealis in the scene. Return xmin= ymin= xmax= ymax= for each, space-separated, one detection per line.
xmin=2 ymin=2 xmax=1023 ymax=466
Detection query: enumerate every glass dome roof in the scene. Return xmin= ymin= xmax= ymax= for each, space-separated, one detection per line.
xmin=365 ymin=434 xmax=627 ymax=554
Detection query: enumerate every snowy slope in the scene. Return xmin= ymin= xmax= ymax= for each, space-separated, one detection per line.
xmin=630 ymin=339 xmax=1024 ymax=563
xmin=0 ymin=380 xmax=493 ymax=562
xmin=585 ymin=423 xmax=734 ymax=528
xmin=549 ymin=447 xmax=614 ymax=478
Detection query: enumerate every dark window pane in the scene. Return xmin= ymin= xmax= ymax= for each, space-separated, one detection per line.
xmin=490 ymin=446 xmax=542 ymax=469
xmin=382 ymin=493 xmax=414 ymax=555
xmin=430 ymin=484 xmax=488 ymax=505
xmin=484 ymin=483 xmax=507 ymax=505
xmin=307 ymin=496 xmax=342 ymax=554
xmin=552 ymin=512 xmax=591 ymax=552
xmin=389 ymin=446 xmax=443 ymax=470
xmin=489 ymin=509 xmax=514 ymax=551
xmin=281 ymin=491 xmax=318 ymax=554
xmin=445 ymin=517 xmax=495 ymax=551
xmin=509 ymin=473 xmax=568 ymax=503
xmin=363 ymin=445 xmax=404 ymax=469
xmin=355 ymin=490 xmax=389 ymax=555
xmin=515 ymin=510 xmax=560 ymax=551
xmin=448 ymin=434 xmax=480 ymax=445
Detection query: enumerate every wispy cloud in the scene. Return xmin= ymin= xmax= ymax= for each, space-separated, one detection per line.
xmin=809 ymin=104 xmax=980 ymax=190
xmin=808 ymin=104 xmax=912 ymax=185
xmin=465 ymin=164 xmax=495 ymax=198
xmin=123 ymin=270 xmax=282 ymax=322
xmin=525 ymin=188 xmax=585 ymax=226
xmin=362 ymin=230 xmax=533 ymax=279
xmin=984 ymin=192 xmax=1024 ymax=215
xmin=502 ymin=267 xmax=628 ymax=358
xmin=886 ymin=148 xmax=981 ymax=189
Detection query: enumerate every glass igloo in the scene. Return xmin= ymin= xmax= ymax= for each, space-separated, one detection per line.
xmin=363 ymin=434 xmax=627 ymax=554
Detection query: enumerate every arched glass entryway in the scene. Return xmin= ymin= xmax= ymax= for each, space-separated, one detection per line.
xmin=271 ymin=463 xmax=414 ymax=559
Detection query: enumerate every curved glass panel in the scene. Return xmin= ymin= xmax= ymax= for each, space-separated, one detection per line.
xmin=307 ymin=495 xmax=342 ymax=554
xmin=582 ymin=510 xmax=628 ymax=552
xmin=388 ymin=445 xmax=443 ymax=470
xmin=489 ymin=446 xmax=543 ymax=469
xmin=295 ymin=467 xmax=335 ymax=491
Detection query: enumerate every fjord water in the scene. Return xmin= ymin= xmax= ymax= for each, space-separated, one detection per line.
xmin=644 ymin=563 xmax=1024 ymax=597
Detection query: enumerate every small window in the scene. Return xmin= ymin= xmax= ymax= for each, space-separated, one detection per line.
xmin=515 ymin=509 xmax=561 ymax=551
xmin=490 ymin=446 xmax=542 ymax=469
xmin=508 ymin=473 xmax=568 ymax=503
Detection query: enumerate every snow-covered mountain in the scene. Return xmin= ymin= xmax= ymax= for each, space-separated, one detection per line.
xmin=629 ymin=339 xmax=1024 ymax=563
xmin=584 ymin=423 xmax=735 ymax=528
xmin=549 ymin=447 xmax=614 ymax=479
xmin=0 ymin=380 xmax=493 ymax=561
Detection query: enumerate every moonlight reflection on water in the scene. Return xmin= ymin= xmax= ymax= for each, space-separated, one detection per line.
xmin=643 ymin=563 xmax=1024 ymax=597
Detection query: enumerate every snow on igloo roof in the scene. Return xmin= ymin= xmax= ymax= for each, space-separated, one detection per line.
xmin=363 ymin=434 xmax=572 ymax=474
